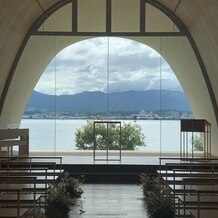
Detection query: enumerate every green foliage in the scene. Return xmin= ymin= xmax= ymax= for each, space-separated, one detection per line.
xmin=146 ymin=191 xmax=175 ymax=218
xmin=192 ymin=135 xmax=203 ymax=151
xmin=140 ymin=173 xmax=175 ymax=218
xmin=47 ymin=172 xmax=84 ymax=218
xmin=61 ymin=172 xmax=84 ymax=199
xmin=48 ymin=194 xmax=71 ymax=217
xmin=140 ymin=173 xmax=158 ymax=197
xmin=75 ymin=120 xmax=145 ymax=150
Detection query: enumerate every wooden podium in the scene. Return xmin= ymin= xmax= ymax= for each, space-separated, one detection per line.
xmin=180 ymin=119 xmax=211 ymax=158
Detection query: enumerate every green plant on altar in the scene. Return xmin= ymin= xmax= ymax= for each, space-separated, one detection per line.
xmin=47 ymin=172 xmax=84 ymax=218
xmin=75 ymin=118 xmax=145 ymax=150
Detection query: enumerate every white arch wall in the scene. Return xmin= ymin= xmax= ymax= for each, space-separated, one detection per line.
xmin=0 ymin=0 xmax=59 ymax=102
xmin=0 ymin=35 xmax=88 ymax=128
xmin=1 ymin=34 xmax=218 ymax=153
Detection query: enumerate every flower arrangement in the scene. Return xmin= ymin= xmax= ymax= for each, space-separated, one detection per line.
xmin=47 ymin=172 xmax=84 ymax=218
xmin=140 ymin=173 xmax=175 ymax=218
xmin=61 ymin=172 xmax=84 ymax=199
xmin=140 ymin=173 xmax=158 ymax=197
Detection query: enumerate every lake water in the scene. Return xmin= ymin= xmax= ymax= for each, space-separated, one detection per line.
xmin=20 ymin=119 xmax=184 ymax=152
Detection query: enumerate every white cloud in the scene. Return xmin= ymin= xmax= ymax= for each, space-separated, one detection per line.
xmin=34 ymin=37 xmax=183 ymax=95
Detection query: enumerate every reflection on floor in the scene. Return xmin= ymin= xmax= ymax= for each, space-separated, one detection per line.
xmin=70 ymin=184 xmax=147 ymax=218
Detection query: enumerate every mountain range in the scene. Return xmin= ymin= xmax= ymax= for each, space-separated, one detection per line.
xmin=25 ymin=90 xmax=191 ymax=112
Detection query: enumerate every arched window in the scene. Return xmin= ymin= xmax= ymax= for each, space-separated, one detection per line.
xmin=2 ymin=0 xmax=214 ymax=157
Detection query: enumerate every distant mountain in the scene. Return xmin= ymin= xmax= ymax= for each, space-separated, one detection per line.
xmin=25 ymin=90 xmax=191 ymax=112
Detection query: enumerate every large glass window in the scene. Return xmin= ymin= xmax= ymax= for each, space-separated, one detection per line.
xmin=21 ymin=37 xmax=193 ymax=155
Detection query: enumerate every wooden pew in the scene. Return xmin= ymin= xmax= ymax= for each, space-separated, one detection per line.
xmin=0 ymin=176 xmax=37 ymax=199
xmin=0 ymin=161 xmax=61 ymax=185
xmin=0 ymin=156 xmax=63 ymax=176
xmin=0 ymin=167 xmax=64 ymax=176
xmin=189 ymin=190 xmax=218 ymax=218
xmin=0 ymin=188 xmax=28 ymax=218
xmin=0 ymin=129 xmax=29 ymax=156
xmin=158 ymin=158 xmax=218 ymax=217
xmin=0 ymin=157 xmax=64 ymax=217
xmin=0 ymin=176 xmax=52 ymax=218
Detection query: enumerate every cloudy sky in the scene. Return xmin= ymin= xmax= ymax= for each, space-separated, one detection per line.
xmin=35 ymin=37 xmax=183 ymax=95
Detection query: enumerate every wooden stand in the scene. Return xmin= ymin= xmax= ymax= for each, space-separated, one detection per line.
xmin=93 ymin=121 xmax=121 ymax=161
xmin=180 ymin=119 xmax=211 ymax=159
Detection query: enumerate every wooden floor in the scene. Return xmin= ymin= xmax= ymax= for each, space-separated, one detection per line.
xmin=70 ymin=184 xmax=148 ymax=218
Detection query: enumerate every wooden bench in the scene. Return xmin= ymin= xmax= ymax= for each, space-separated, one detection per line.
xmin=183 ymin=189 xmax=218 ymax=218
xmin=158 ymin=158 xmax=218 ymax=217
xmin=0 ymin=167 xmax=64 ymax=176
xmin=158 ymin=158 xmax=218 ymax=175
xmin=169 ymin=175 xmax=218 ymax=216
xmin=0 ymin=157 xmax=64 ymax=217
xmin=0 ymin=176 xmax=37 ymax=198
xmin=0 ymin=176 xmax=46 ymax=218
xmin=158 ymin=169 xmax=218 ymax=182
xmin=0 ymin=156 xmax=63 ymax=175
xmin=0 ymin=188 xmax=27 ymax=218
xmin=0 ymin=129 xmax=29 ymax=156
xmin=159 ymin=157 xmax=218 ymax=165
xmin=162 ymin=162 xmax=218 ymax=182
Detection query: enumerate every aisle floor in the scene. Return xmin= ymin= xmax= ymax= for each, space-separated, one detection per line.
xmin=70 ymin=184 xmax=148 ymax=218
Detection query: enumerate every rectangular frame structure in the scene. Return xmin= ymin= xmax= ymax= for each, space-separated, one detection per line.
xmin=180 ymin=119 xmax=211 ymax=159
xmin=93 ymin=121 xmax=121 ymax=161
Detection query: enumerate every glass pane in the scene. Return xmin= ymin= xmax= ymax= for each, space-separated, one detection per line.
xmin=21 ymin=36 xmax=56 ymax=153
xmin=20 ymin=35 xmax=199 ymax=159
xmin=108 ymin=37 xmax=161 ymax=153
xmin=55 ymin=36 xmax=108 ymax=153
xmin=160 ymin=58 xmax=189 ymax=153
